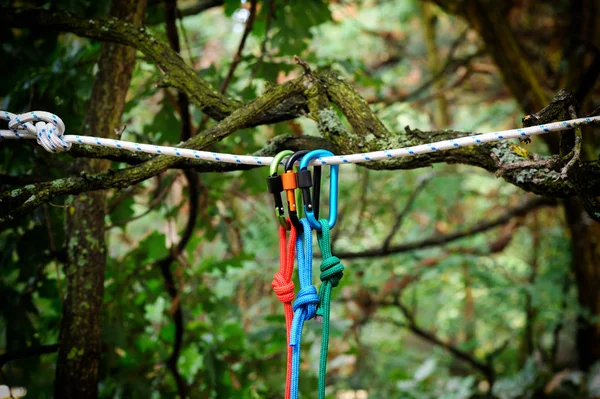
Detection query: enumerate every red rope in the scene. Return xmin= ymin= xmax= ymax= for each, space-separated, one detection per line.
xmin=272 ymin=223 xmax=297 ymax=399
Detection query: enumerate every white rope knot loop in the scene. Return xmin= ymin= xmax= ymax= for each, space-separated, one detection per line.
xmin=3 ymin=111 xmax=70 ymax=153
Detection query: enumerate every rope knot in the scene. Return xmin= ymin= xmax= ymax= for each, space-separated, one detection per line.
xmin=320 ymin=256 xmax=344 ymax=287
xmin=292 ymin=285 xmax=320 ymax=320
xmin=271 ymin=271 xmax=295 ymax=304
xmin=7 ymin=111 xmax=70 ymax=153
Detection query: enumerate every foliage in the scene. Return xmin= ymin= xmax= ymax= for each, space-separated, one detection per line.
xmin=0 ymin=0 xmax=598 ymax=398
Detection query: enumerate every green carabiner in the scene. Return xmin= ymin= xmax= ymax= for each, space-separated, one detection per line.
xmin=267 ymin=150 xmax=294 ymax=229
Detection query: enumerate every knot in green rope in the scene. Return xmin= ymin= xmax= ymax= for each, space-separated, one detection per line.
xmin=320 ymin=256 xmax=343 ymax=287
xmin=314 ymin=218 xmax=345 ymax=399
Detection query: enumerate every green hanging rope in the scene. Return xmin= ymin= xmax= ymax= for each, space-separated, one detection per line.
xmin=315 ymin=218 xmax=345 ymax=399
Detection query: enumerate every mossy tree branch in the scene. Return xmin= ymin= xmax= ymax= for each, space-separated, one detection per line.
xmin=3 ymin=74 xmax=600 ymax=224
xmin=0 ymin=7 xmax=599 ymax=223
xmin=314 ymin=70 xmax=599 ymax=199
xmin=0 ymin=7 xmax=237 ymax=120
xmin=0 ymin=77 xmax=308 ymax=223
xmin=0 ymin=7 xmax=308 ymax=125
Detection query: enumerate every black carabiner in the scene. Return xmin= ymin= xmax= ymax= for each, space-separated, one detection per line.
xmin=281 ymin=150 xmax=309 ymax=232
xmin=284 ymin=150 xmax=322 ymax=224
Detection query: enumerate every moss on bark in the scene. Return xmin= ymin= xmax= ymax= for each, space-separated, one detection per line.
xmin=54 ymin=2 xmax=147 ymax=398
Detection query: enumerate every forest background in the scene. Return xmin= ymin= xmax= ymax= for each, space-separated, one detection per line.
xmin=1 ymin=0 xmax=600 ymax=398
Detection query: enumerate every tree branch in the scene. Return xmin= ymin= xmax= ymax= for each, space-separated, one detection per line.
xmin=382 ymin=173 xmax=434 ymax=251
xmin=0 ymin=77 xmax=308 ymax=223
xmin=316 ymin=70 xmax=599 ymax=198
xmin=521 ymin=89 xmax=575 ymax=129
xmin=0 ymin=173 xmax=49 ymax=185
xmin=155 ymin=171 xmax=197 ymax=399
xmin=375 ymin=309 xmax=495 ymax=383
xmin=157 ymin=7 xmax=197 ymax=395
xmin=337 ymin=196 xmax=556 ymax=259
xmin=249 ymin=0 xmax=275 ymax=82
xmin=164 ymin=0 xmax=193 ymax=140
xmin=219 ymin=0 xmax=257 ymax=93
xmin=0 ymin=7 xmax=307 ymax=125
xmin=0 ymin=344 xmax=58 ymax=368
xmin=147 ymin=0 xmax=224 ymax=25
xmin=0 ymin=7 xmax=237 ymax=120
xmin=178 ymin=0 xmax=223 ymax=17
xmin=2 ymin=52 xmax=599 ymax=223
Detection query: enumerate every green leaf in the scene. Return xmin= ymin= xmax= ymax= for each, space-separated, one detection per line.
xmin=224 ymin=0 xmax=242 ymax=17
xmin=141 ymin=231 xmax=167 ymax=262
xmin=142 ymin=98 xmax=180 ymax=144
xmin=110 ymin=197 xmax=135 ymax=228
xmin=271 ymin=0 xmax=332 ymax=56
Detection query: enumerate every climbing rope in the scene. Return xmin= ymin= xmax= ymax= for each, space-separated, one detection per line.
xmin=272 ymin=224 xmax=297 ymax=399
xmin=2 ymin=110 xmax=599 ymax=166
xmin=315 ymin=219 xmax=345 ymax=399
xmin=289 ymin=218 xmax=320 ymax=399
xmin=4 ymin=108 xmax=600 ymax=396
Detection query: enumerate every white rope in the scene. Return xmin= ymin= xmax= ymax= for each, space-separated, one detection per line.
xmin=1 ymin=110 xmax=599 ymax=166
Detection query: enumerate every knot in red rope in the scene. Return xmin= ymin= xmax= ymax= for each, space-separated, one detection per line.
xmin=272 ymin=272 xmax=295 ymax=303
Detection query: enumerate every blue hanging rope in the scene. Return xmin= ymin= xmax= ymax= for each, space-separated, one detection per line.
xmin=289 ymin=218 xmax=320 ymax=399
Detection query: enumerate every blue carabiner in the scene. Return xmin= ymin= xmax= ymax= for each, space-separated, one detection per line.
xmin=298 ymin=150 xmax=338 ymax=230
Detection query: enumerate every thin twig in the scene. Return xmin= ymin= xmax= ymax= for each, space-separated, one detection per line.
xmin=219 ymin=0 xmax=258 ymax=93
xmin=156 ymin=171 xmax=198 ymax=399
xmin=248 ymin=0 xmax=275 ymax=82
xmin=175 ymin=8 xmax=195 ymax=66
xmin=332 ymin=168 xmax=370 ymax=249
xmin=560 ymin=105 xmax=583 ymax=179
xmin=162 ymin=2 xmax=197 ymax=395
xmin=104 ymin=175 xmax=178 ymax=230
xmin=382 ymin=173 xmax=434 ymax=251
xmin=195 ymin=0 xmax=258 ymax=129
xmin=107 ymin=185 xmax=139 ymax=212
xmin=48 ymin=202 xmax=69 ymax=209
xmin=0 ymin=344 xmax=59 ymax=368
xmin=374 ymin=311 xmax=495 ymax=383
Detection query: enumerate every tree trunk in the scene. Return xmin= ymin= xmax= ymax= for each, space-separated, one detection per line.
xmin=560 ymin=0 xmax=600 ymax=371
xmin=431 ymin=0 xmax=600 ymax=371
xmin=421 ymin=2 xmax=450 ymax=128
xmin=564 ymin=198 xmax=600 ymax=370
xmin=54 ymin=1 xmax=146 ymax=397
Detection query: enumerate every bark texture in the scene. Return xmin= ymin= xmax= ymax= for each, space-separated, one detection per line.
xmin=565 ymin=198 xmax=600 ymax=370
xmin=54 ymin=1 xmax=146 ymax=397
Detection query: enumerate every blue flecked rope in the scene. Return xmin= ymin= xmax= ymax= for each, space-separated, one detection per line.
xmin=289 ymin=218 xmax=320 ymax=399
xmin=4 ymin=111 xmax=599 ymax=166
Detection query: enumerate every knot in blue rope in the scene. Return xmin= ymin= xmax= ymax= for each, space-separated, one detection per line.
xmin=320 ymin=255 xmax=343 ymax=288
xmin=292 ymin=285 xmax=320 ymax=318
xmin=290 ymin=285 xmax=320 ymax=347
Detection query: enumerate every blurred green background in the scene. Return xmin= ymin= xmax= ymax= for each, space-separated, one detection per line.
xmin=1 ymin=0 xmax=599 ymax=398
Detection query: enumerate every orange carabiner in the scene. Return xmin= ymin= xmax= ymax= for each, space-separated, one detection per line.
xmin=281 ymin=150 xmax=310 ymax=232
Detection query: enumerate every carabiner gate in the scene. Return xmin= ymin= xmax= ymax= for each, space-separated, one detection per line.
xmin=281 ymin=150 xmax=310 ymax=232
xmin=298 ymin=150 xmax=338 ymax=230
xmin=267 ymin=150 xmax=294 ymax=229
